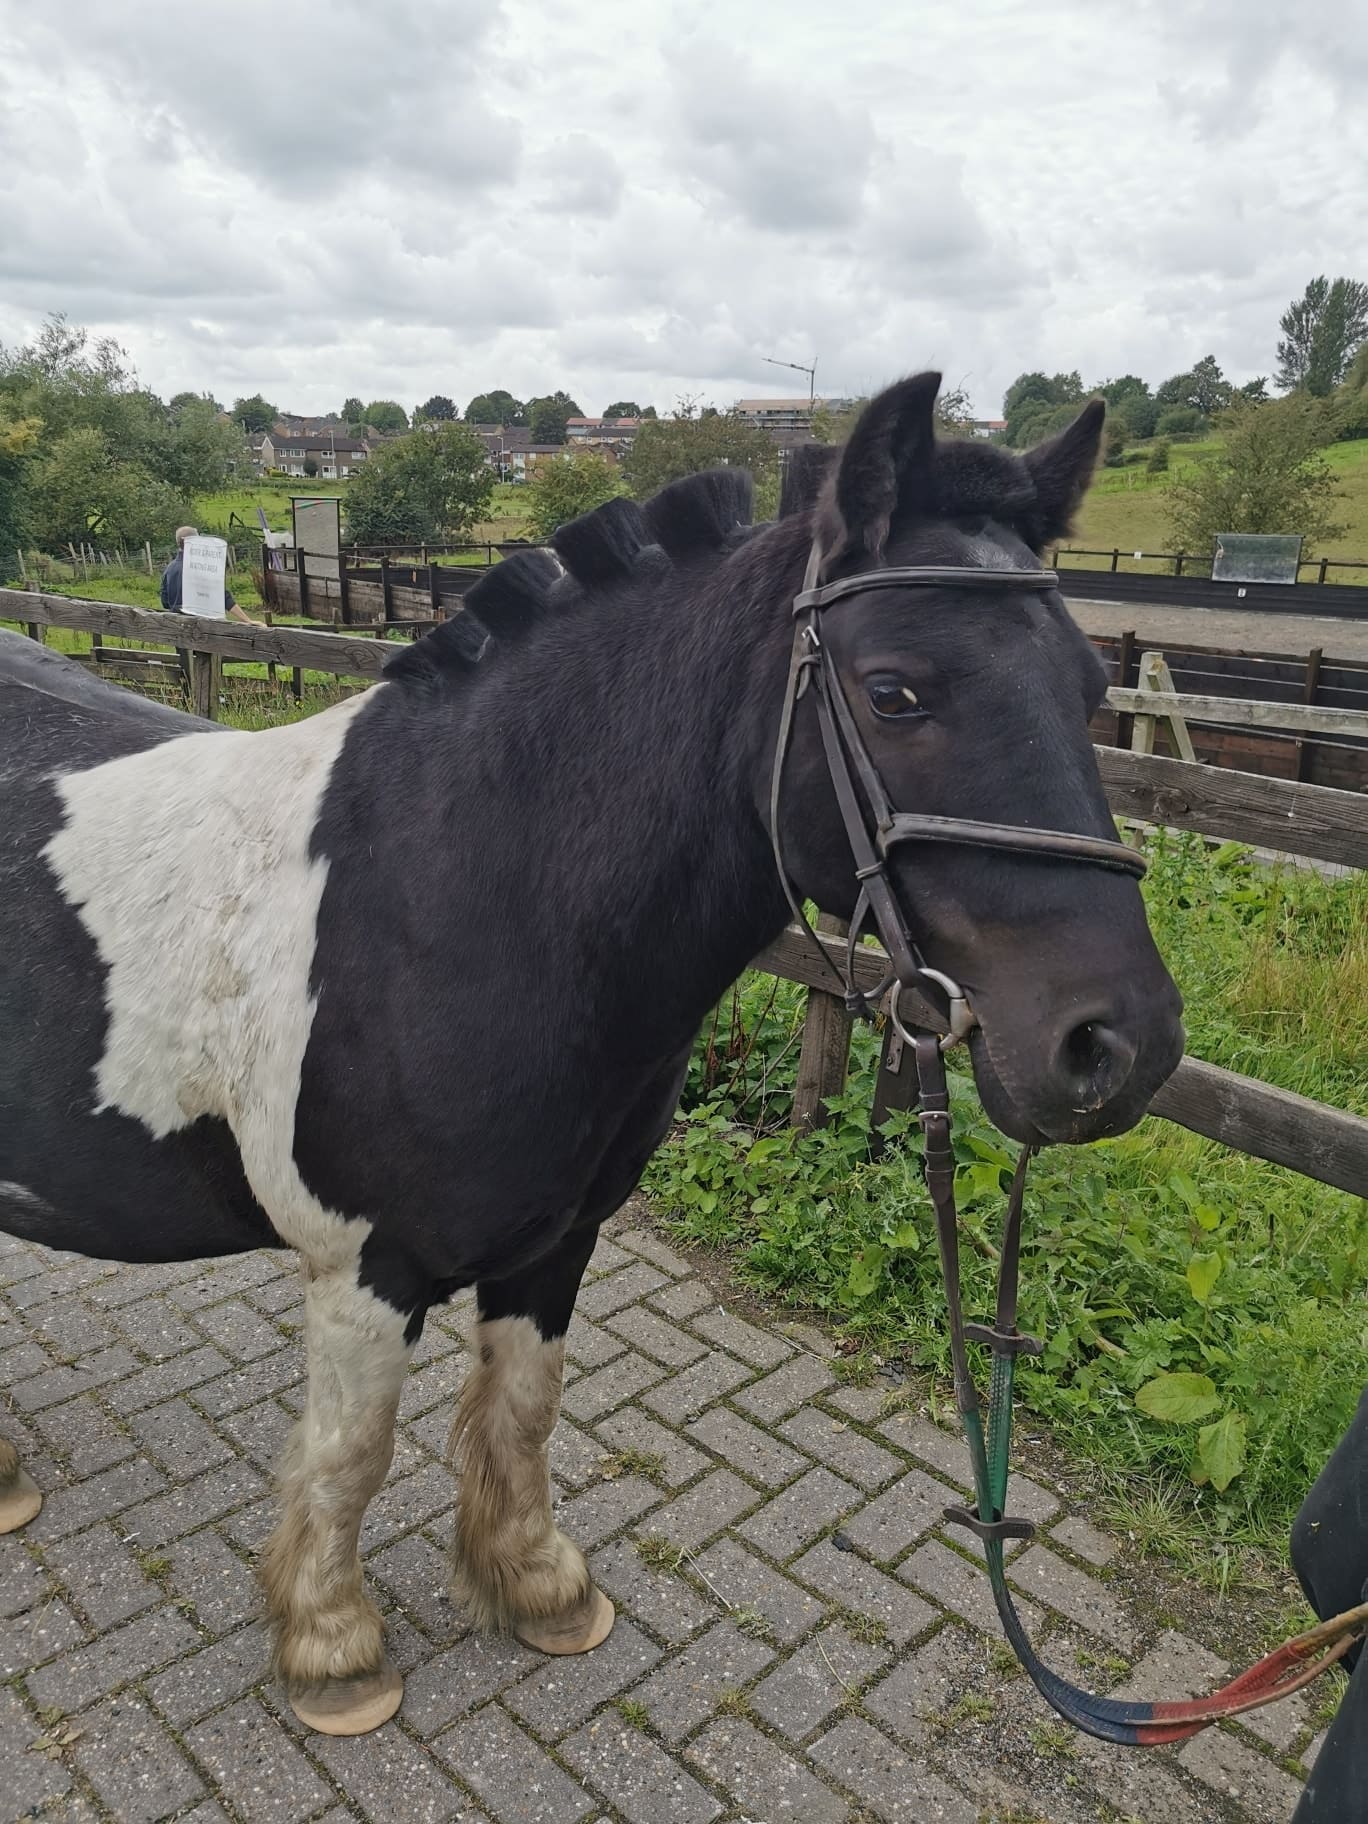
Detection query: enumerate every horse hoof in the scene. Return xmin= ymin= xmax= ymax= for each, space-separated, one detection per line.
xmin=288 ymin=1659 xmax=403 ymax=1736
xmin=0 ymin=1468 xmax=42 ymax=1534
xmin=515 ymin=1584 xmax=615 ymax=1656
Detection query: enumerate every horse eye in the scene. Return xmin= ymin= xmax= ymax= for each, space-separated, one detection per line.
xmin=868 ymin=677 xmax=923 ymax=720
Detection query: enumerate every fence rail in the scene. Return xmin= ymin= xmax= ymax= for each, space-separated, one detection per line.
xmin=1052 ymin=546 xmax=1368 ymax=586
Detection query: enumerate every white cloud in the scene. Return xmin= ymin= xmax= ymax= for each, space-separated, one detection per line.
xmin=0 ymin=0 xmax=1363 ymax=418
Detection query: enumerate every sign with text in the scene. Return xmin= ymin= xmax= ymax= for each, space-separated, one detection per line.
xmin=181 ymin=536 xmax=228 ymax=617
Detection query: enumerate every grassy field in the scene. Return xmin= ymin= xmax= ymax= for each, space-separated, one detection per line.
xmin=1069 ymin=436 xmax=1368 ymax=568
xmin=189 ymin=479 xmax=532 ymax=546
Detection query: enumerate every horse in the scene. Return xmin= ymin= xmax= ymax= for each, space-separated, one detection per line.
xmin=1 ymin=372 xmax=1186 ymax=1739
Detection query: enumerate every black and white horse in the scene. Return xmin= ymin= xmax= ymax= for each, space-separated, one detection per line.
xmin=2 ymin=376 xmax=1186 ymax=1737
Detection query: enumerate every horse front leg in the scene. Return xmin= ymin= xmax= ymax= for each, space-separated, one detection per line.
xmin=260 ymin=1257 xmax=419 ymax=1735
xmin=0 ymin=1432 xmax=42 ymax=1533
xmin=450 ymin=1222 xmax=614 ymax=1655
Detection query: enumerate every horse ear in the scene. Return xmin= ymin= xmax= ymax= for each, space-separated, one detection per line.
xmin=1022 ymin=400 xmax=1105 ymax=544
xmin=822 ymin=372 xmax=940 ymax=566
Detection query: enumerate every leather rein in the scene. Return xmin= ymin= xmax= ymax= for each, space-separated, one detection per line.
xmin=768 ymin=543 xmax=1368 ymax=1744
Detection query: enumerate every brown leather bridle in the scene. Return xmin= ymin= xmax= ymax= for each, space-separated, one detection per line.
xmin=768 ymin=542 xmax=1147 ymax=1042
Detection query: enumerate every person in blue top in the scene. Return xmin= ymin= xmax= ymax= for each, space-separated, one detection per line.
xmin=161 ymin=526 xmax=257 ymax=623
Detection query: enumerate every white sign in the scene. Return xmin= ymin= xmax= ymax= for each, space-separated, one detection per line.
xmin=181 ymin=536 xmax=228 ymax=618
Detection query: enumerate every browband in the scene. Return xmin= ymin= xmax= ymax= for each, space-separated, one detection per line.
xmin=794 ymin=566 xmax=1059 ymax=615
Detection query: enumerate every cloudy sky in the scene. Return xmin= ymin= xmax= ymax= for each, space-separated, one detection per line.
xmin=1 ymin=0 xmax=1363 ymax=420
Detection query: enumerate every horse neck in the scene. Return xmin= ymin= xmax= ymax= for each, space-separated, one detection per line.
xmin=373 ymin=538 xmax=801 ymax=1051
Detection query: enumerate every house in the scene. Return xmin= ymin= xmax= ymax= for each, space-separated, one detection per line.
xmin=968 ymin=419 xmax=1007 ymax=439
xmin=565 ymin=416 xmax=642 ymax=447
xmin=259 ymin=431 xmax=371 ymax=479
xmin=734 ymin=397 xmax=850 ymax=433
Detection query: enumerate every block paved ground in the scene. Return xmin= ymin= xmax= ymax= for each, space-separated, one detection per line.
xmin=1 ymin=1204 xmax=1331 ymax=1824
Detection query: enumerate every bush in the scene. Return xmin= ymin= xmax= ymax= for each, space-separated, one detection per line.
xmin=1155 ymin=406 xmax=1205 ymax=438
xmin=525 ymin=449 xmax=627 ymax=541
xmin=343 ymin=423 xmax=493 ymax=545
xmin=1146 ymin=439 xmax=1171 ymax=474
xmin=1102 ymin=423 xmax=1128 ymax=467
xmin=1166 ymin=394 xmax=1345 ymax=552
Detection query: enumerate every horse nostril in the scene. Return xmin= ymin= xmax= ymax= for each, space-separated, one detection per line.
xmin=1059 ymin=1019 xmax=1135 ymax=1110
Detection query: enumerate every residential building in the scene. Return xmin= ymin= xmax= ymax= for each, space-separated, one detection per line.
xmin=259 ymin=432 xmax=371 ymax=479
xmin=734 ymin=396 xmax=851 ymax=433
xmin=565 ymin=416 xmax=642 ymax=445
xmin=968 ymin=419 xmax=1007 ymax=439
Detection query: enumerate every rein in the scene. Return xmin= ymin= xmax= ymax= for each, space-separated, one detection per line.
xmin=769 ymin=543 xmax=1368 ymax=1744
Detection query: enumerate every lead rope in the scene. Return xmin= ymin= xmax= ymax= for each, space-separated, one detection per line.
xmin=912 ymin=1035 xmax=1368 ymax=1746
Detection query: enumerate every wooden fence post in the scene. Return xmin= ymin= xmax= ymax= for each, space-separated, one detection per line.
xmin=189 ymin=649 xmax=221 ymax=720
xmin=338 ymin=553 xmax=352 ymax=626
xmin=1295 ymin=647 xmax=1323 ymax=784
xmin=380 ymin=553 xmax=392 ymax=623
xmin=1113 ymin=629 xmax=1136 ymax=751
xmin=869 ymin=1014 xmax=919 ymax=1158
xmin=429 ymin=558 xmax=441 ymax=620
xmin=791 ymin=915 xmax=853 ymax=1131
xmin=1130 ymin=650 xmax=1196 ymax=763
xmin=297 ymin=549 xmax=311 ymax=620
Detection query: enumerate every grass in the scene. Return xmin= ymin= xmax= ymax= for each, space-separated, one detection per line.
xmin=1069 ymin=435 xmax=1368 ymax=568
xmin=643 ymin=832 xmax=1368 ymax=1561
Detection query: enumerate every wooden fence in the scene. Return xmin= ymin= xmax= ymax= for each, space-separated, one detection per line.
xmin=4 ymin=588 xmax=1367 ymax=1197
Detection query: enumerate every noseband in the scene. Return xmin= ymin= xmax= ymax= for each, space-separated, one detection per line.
xmin=769 ymin=542 xmax=1146 ymax=1044
xmin=766 ymin=545 xmax=1368 ymax=1741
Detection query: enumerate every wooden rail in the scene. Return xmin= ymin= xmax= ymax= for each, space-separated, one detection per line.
xmin=1108 ymin=686 xmax=1368 ymax=741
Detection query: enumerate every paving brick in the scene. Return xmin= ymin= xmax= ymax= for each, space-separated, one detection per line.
xmin=1239 ymin=1684 xmax=1310 ymax=1753
xmin=631 ymin=1619 xmax=776 ymax=1743
xmin=121 ymin=1457 xmax=271 ymax=1548
xmin=876 ymin=1413 xmax=972 ymax=1487
xmin=403 ymin=1633 xmax=542 ymax=1738
xmin=594 ymin=1408 xmax=709 ymax=1489
xmin=191 ymin=1298 xmax=292 ymax=1364
xmin=397 ymin=1353 xmax=463 ymax=1420
xmin=641 ymin=1353 xmax=753 ymax=1424
xmin=188 ymin=1697 xmax=334 ymax=1824
xmin=130 ymin=1396 xmax=234 ymax=1477
xmin=1075 ymin=1738 xmax=1213 ymax=1824
xmin=564 ymin=1715 xmax=722 ymax=1823
xmin=29 ymin=1606 xmax=198 ymax=1713
xmin=738 ymin=1466 xmax=860 ymax=1561
xmin=809 ymin=1715 xmax=977 ymax=1821
xmin=0 ymin=1683 xmax=73 ymax=1815
xmin=560 ymin=1351 xmax=664 ymax=1422
xmin=862 ymin=1626 xmax=977 ymax=1731
xmin=108 ymin=1294 xmax=209 ymax=1359
xmin=505 ymin=1616 xmax=660 ymax=1736
xmin=45 ymin=1524 xmax=164 ymax=1629
xmin=1008 ymin=1544 xmax=1135 ymax=1648
xmin=27 ymin=1456 xmax=169 ymax=1543
xmin=824 ymin=1383 xmax=892 ymax=1423
xmin=545 ymin=1420 xmax=604 ymax=1490
xmin=648 ymin=1278 xmax=714 ymax=1321
xmin=168 ymin=1254 xmax=288 ymax=1309
xmin=0 ymin=1341 xmax=59 ymax=1383
xmin=586 ymin=1237 xmax=633 ymax=1277
xmin=899 ymin=1540 xmax=1043 ymax=1639
xmin=836 ymin=1466 xmax=959 ymax=1562
xmin=563 ymin=1312 xmax=627 ymax=1370
xmin=1109 ymin=1627 xmax=1228 ymax=1703
xmin=732 ymin=1353 xmax=836 ymax=1422
xmin=32 ymin=1392 xmax=136 ymax=1477
xmin=751 ymin=1623 xmax=891 ymax=1740
xmin=0 ymin=1539 xmax=52 ymax=1617
xmin=313 ymin=1720 xmax=469 ymax=1823
xmin=554 ymin=1473 xmax=661 ymax=1550
xmin=217 ymin=1397 xmax=295 ymax=1473
xmin=106 ymin=1345 xmax=234 ymax=1415
xmin=616 ymin=1228 xmax=694 ymax=1277
xmin=777 ymin=1320 xmax=838 ymax=1359
xmin=779 ymin=1407 xmax=902 ymax=1491
xmin=370 ymin=1533 xmax=465 ymax=1644
xmin=165 ymin=1528 xmax=262 ymax=1637
xmin=588 ymin=1538 xmax=714 ymax=1646
xmin=435 ymin=1703 xmax=594 ymax=1823
xmin=7 ymin=1256 xmax=113 ymax=1307
xmin=604 ymin=1304 xmax=709 ymax=1366
xmin=192 ymin=1349 xmax=303 ymax=1418
xmin=31 ymin=1297 xmax=121 ymax=1361
xmin=82 ymin=1260 xmax=199 ymax=1309
xmin=73 ymin=1691 xmax=207 ymax=1822
xmin=692 ymin=1537 xmax=828 ymax=1645
xmin=1049 ymin=1513 xmax=1119 ymax=1567
xmin=574 ymin=1263 xmax=668 ymax=1320
xmin=1178 ymin=1725 xmax=1305 ymax=1817
xmin=11 ymin=1346 xmax=141 ymax=1411
xmin=686 ymin=1717 xmax=846 ymax=1823
xmin=247 ymin=1271 xmax=306 ymax=1316
xmin=0 ymin=1593 xmax=87 ymax=1675
xmin=686 ymin=1407 xmax=808 ymax=1488
xmin=642 ymin=1468 xmax=759 ymax=1551
xmin=691 ymin=1307 xmax=796 ymax=1369
xmin=359 ymin=1462 xmax=454 ymax=1553
xmin=792 ymin=1539 xmax=937 ymax=1648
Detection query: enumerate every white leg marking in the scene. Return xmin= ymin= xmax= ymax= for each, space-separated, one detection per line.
xmin=450 ymin=1315 xmax=595 ymax=1633
xmin=261 ymin=1266 xmax=413 ymax=1687
xmin=43 ymin=689 xmax=383 ymax=1263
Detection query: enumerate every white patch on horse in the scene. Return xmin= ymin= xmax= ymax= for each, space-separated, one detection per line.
xmin=0 ymin=1182 xmax=54 ymax=1216
xmin=43 ymin=690 xmax=381 ymax=1265
xmin=962 ymin=522 xmax=1031 ymax=570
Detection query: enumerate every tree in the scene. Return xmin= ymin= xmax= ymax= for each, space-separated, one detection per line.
xmin=525 ymin=449 xmax=628 ymax=540
xmin=1146 ymin=439 xmax=1171 ymax=474
xmin=1276 ymin=276 xmax=1368 ymax=396
xmin=641 ymin=405 xmax=658 ymax=420
xmin=363 ymin=400 xmax=409 ymax=434
xmin=1166 ymin=395 xmax=1345 ymax=554
xmin=465 ymin=389 xmax=525 ymax=426
xmin=526 ymin=391 xmax=583 ymax=445
xmin=1001 ymin=371 xmax=1084 ymax=446
xmin=1334 ymin=343 xmax=1368 ymax=440
xmin=232 ymin=394 xmax=278 ymax=433
xmin=341 ymin=396 xmax=365 ymax=423
xmin=342 ymin=422 xmax=494 ymax=545
xmin=1155 ymin=406 xmax=1204 ymax=438
xmin=27 ymin=425 xmax=182 ymax=549
xmin=1240 ymin=377 xmax=1270 ymax=404
xmin=1102 ymin=422 xmax=1128 ymax=468
xmin=416 ymin=394 xmax=456 ymax=422
xmin=622 ymin=405 xmax=780 ymax=512
xmin=602 ymin=400 xmax=642 ymax=419
xmin=1115 ymin=393 xmax=1159 ymax=440
xmin=0 ymin=408 xmax=41 ymax=565
xmin=1157 ymin=356 xmax=1231 ymax=419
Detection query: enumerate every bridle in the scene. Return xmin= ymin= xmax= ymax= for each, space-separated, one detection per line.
xmin=768 ymin=542 xmax=1368 ymax=1743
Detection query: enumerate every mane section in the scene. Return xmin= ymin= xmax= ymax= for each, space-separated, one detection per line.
xmin=461 ymin=548 xmax=563 ymax=641
xmin=552 ymin=495 xmax=650 ymax=587
xmin=642 ymin=468 xmax=753 ymax=564
xmin=383 ymin=604 xmax=492 ymax=684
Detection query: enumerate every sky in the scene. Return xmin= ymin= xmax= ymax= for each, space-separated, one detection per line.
xmin=1 ymin=0 xmax=1364 ymax=421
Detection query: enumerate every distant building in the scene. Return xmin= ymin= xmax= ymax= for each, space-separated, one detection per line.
xmin=733 ymin=396 xmax=853 ymax=434
xmin=968 ymin=419 xmax=1007 ymax=439
xmin=259 ymin=431 xmax=371 ymax=479
xmin=565 ymin=416 xmax=642 ymax=451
